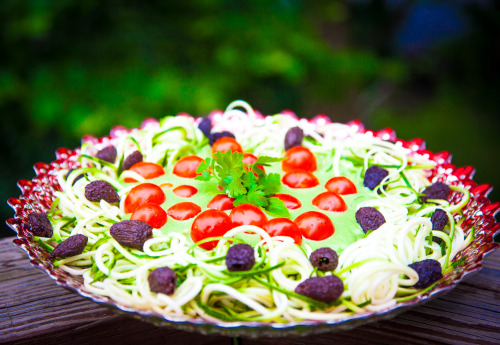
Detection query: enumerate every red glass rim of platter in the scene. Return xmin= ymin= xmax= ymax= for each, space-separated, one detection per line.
xmin=6 ymin=110 xmax=500 ymax=337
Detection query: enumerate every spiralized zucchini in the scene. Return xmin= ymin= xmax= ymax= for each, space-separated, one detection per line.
xmin=39 ymin=100 xmax=471 ymax=323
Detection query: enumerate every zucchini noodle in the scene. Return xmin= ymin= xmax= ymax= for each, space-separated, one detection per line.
xmin=39 ymin=100 xmax=471 ymax=323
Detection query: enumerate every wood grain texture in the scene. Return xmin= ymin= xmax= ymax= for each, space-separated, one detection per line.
xmin=1 ymin=237 xmax=499 ymax=345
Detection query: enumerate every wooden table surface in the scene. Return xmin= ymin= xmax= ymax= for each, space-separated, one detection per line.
xmin=1 ymin=236 xmax=499 ymax=345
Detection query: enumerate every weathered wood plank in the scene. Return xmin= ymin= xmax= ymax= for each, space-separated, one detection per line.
xmin=1 ymin=237 xmax=499 ymax=345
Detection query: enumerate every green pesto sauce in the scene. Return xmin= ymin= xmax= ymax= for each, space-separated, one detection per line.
xmin=135 ymin=154 xmax=375 ymax=255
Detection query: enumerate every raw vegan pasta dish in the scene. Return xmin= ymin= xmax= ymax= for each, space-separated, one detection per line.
xmin=10 ymin=100 xmax=491 ymax=332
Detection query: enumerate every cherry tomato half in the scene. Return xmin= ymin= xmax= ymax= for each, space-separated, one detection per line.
xmin=212 ymin=137 xmax=243 ymax=154
xmin=168 ymin=202 xmax=202 ymax=221
xmin=124 ymin=183 xmax=166 ymax=214
xmin=172 ymin=185 xmax=198 ymax=198
xmin=207 ymin=194 xmax=235 ymax=211
xmin=263 ymin=218 xmax=302 ymax=245
xmin=272 ymin=194 xmax=302 ymax=210
xmin=325 ymin=176 xmax=357 ymax=195
xmin=229 ymin=204 xmax=268 ymax=228
xmin=282 ymin=146 xmax=317 ymax=172
xmin=312 ymin=191 xmax=347 ymax=212
xmin=125 ymin=162 xmax=165 ymax=183
xmin=172 ymin=155 xmax=204 ymax=178
xmin=294 ymin=211 xmax=335 ymax=241
xmin=130 ymin=203 xmax=167 ymax=229
xmin=282 ymin=170 xmax=320 ymax=189
xmin=191 ymin=210 xmax=233 ymax=250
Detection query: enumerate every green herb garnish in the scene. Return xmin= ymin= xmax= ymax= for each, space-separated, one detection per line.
xmin=195 ymin=151 xmax=290 ymax=218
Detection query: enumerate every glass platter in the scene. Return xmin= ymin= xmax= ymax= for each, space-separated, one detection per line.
xmin=6 ymin=112 xmax=500 ymax=338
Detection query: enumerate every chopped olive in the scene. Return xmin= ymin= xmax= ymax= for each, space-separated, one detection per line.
xmin=84 ymin=180 xmax=120 ymax=203
xmin=284 ymin=126 xmax=304 ymax=151
xmin=110 ymin=220 xmax=153 ymax=250
xmin=122 ymin=150 xmax=143 ymax=171
xmin=355 ymin=207 xmax=386 ymax=233
xmin=421 ymin=182 xmax=451 ymax=203
xmin=28 ymin=212 xmax=53 ymax=238
xmin=95 ymin=146 xmax=117 ymax=163
xmin=198 ymin=117 xmax=212 ymax=138
xmin=49 ymin=234 xmax=88 ymax=259
xmin=409 ymin=259 xmax=443 ymax=289
xmin=363 ymin=165 xmax=389 ymax=190
xmin=294 ymin=275 xmax=344 ymax=303
xmin=226 ymin=244 xmax=255 ymax=272
xmin=148 ymin=266 xmax=177 ymax=295
xmin=431 ymin=208 xmax=449 ymax=231
xmin=209 ymin=131 xmax=235 ymax=146
xmin=309 ymin=247 xmax=339 ymax=271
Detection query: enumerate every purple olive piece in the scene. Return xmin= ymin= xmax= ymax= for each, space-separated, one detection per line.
xmin=96 ymin=146 xmax=117 ymax=163
xmin=122 ymin=150 xmax=143 ymax=170
xmin=49 ymin=234 xmax=88 ymax=259
xmin=363 ymin=165 xmax=389 ymax=190
xmin=84 ymin=180 xmax=120 ymax=203
xmin=409 ymin=259 xmax=443 ymax=289
xmin=355 ymin=207 xmax=386 ymax=233
xmin=294 ymin=275 xmax=344 ymax=303
xmin=226 ymin=244 xmax=255 ymax=272
xmin=28 ymin=213 xmax=53 ymax=238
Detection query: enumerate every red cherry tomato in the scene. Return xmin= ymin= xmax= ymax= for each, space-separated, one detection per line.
xmin=325 ymin=176 xmax=357 ymax=195
xmin=272 ymin=194 xmax=302 ymax=210
xmin=130 ymin=203 xmax=167 ymax=229
xmin=212 ymin=137 xmax=243 ymax=154
xmin=282 ymin=146 xmax=317 ymax=172
xmin=229 ymin=204 xmax=268 ymax=228
xmin=207 ymin=194 xmax=235 ymax=211
xmin=294 ymin=211 xmax=335 ymax=241
xmin=168 ymin=202 xmax=202 ymax=221
xmin=172 ymin=155 xmax=204 ymax=178
xmin=125 ymin=162 xmax=165 ymax=182
xmin=191 ymin=210 xmax=233 ymax=250
xmin=124 ymin=183 xmax=166 ymax=214
xmin=263 ymin=218 xmax=302 ymax=245
xmin=312 ymin=191 xmax=347 ymax=212
xmin=172 ymin=185 xmax=198 ymax=198
xmin=243 ymin=152 xmax=265 ymax=172
xmin=282 ymin=170 xmax=320 ymax=188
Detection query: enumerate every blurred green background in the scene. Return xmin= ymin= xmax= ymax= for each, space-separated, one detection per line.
xmin=2 ymin=0 xmax=499 ymax=238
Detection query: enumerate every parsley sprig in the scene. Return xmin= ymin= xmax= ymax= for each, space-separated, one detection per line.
xmin=195 ymin=151 xmax=291 ymax=218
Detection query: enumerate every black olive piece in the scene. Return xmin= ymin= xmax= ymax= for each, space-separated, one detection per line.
xmin=284 ymin=126 xmax=304 ymax=151
xmin=28 ymin=213 xmax=53 ymax=238
xmin=421 ymin=182 xmax=451 ymax=203
xmin=409 ymin=259 xmax=443 ymax=289
xmin=198 ymin=117 xmax=212 ymax=138
xmin=226 ymin=244 xmax=255 ymax=272
xmin=294 ymin=275 xmax=344 ymax=303
xmin=431 ymin=208 xmax=449 ymax=231
xmin=49 ymin=234 xmax=88 ymax=259
xmin=363 ymin=165 xmax=389 ymax=190
xmin=355 ymin=207 xmax=386 ymax=233
xmin=122 ymin=150 xmax=143 ymax=170
xmin=110 ymin=220 xmax=153 ymax=250
xmin=209 ymin=131 xmax=235 ymax=146
xmin=309 ymin=247 xmax=339 ymax=271
xmin=84 ymin=180 xmax=120 ymax=203
xmin=148 ymin=267 xmax=177 ymax=295
xmin=95 ymin=146 xmax=117 ymax=163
